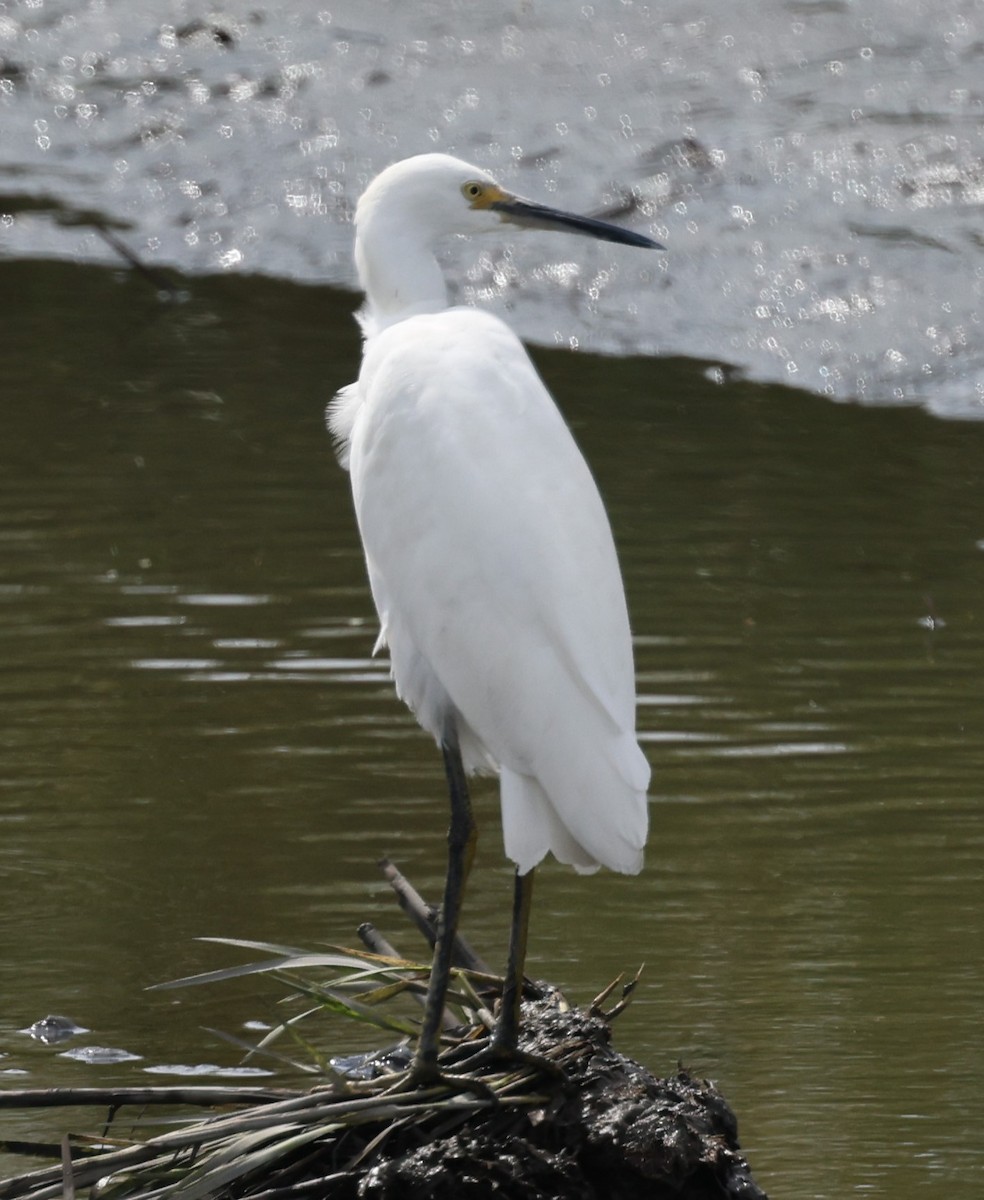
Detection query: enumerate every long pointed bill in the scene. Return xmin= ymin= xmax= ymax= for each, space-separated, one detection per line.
xmin=490 ymin=196 xmax=664 ymax=250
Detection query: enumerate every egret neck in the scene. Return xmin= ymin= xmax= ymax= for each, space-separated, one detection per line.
xmin=354 ymin=207 xmax=450 ymax=335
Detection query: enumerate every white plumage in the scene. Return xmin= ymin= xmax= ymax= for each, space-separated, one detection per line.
xmin=329 ymin=153 xmax=651 ymax=881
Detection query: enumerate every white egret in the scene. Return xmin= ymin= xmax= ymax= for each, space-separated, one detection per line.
xmin=329 ymin=153 xmax=659 ymax=1082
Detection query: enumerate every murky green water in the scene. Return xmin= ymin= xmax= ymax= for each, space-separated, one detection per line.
xmin=1 ymin=259 xmax=983 ymax=1197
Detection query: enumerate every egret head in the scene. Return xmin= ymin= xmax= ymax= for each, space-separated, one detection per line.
xmin=353 ymin=153 xmax=662 ymax=330
xmin=355 ymin=153 xmax=664 ymax=250
xmin=355 ymin=154 xmax=505 ymax=242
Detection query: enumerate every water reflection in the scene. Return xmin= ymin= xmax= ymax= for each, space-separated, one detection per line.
xmin=0 ymin=260 xmax=982 ymax=1197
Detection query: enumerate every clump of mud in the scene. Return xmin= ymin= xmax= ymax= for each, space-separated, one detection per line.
xmin=337 ymin=1001 xmax=766 ymax=1200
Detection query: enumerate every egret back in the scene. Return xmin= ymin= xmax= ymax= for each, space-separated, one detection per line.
xmin=330 ymin=307 xmax=649 ymax=875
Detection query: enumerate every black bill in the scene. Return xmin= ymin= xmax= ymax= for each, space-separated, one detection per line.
xmin=491 ymin=197 xmax=664 ymax=250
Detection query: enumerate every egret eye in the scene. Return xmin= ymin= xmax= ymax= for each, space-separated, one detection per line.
xmin=462 ymin=181 xmax=485 ymax=203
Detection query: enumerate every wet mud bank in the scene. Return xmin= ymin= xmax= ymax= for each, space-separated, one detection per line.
xmin=351 ymin=1001 xmax=766 ymax=1200
xmin=0 ymin=997 xmax=767 ymax=1200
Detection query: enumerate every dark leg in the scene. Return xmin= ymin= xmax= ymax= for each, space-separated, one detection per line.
xmin=412 ymin=731 xmax=477 ymax=1081
xmin=492 ymin=867 xmax=535 ymax=1053
xmin=445 ymin=864 xmax=560 ymax=1080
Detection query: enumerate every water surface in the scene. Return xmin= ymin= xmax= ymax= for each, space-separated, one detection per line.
xmin=1 ymin=259 xmax=982 ymax=1198
xmin=2 ymin=0 xmax=983 ymax=412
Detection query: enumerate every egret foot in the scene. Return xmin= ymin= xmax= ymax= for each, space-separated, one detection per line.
xmin=381 ymin=1059 xmax=499 ymax=1104
xmin=446 ymin=1034 xmax=566 ymax=1084
xmin=439 ymin=1014 xmax=564 ymax=1083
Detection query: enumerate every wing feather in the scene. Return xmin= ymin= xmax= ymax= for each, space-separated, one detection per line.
xmin=345 ymin=308 xmax=649 ymax=873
